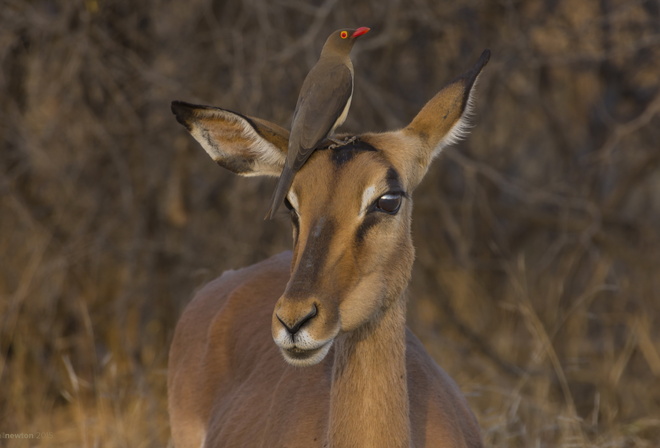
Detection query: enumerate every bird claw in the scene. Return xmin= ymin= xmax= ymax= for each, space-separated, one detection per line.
xmin=327 ymin=135 xmax=358 ymax=149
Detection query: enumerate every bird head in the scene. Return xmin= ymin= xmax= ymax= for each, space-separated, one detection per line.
xmin=322 ymin=27 xmax=370 ymax=55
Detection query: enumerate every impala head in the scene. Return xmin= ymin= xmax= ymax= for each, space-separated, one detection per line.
xmin=271 ymin=137 xmax=417 ymax=365
xmin=172 ymin=50 xmax=490 ymax=367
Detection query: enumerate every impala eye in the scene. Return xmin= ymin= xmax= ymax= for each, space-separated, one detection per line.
xmin=375 ymin=193 xmax=403 ymax=214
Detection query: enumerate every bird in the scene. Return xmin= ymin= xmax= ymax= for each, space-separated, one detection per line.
xmin=265 ymin=26 xmax=370 ymax=219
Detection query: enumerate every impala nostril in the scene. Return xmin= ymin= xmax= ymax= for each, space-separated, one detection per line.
xmin=277 ymin=303 xmax=318 ymax=336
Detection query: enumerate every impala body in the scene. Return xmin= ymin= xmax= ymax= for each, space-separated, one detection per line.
xmin=168 ymin=50 xmax=490 ymax=448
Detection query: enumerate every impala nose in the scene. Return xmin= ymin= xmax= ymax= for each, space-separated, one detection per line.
xmin=276 ymin=304 xmax=318 ymax=336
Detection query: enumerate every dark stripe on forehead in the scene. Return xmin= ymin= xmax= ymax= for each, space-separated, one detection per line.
xmin=329 ymin=138 xmax=378 ymax=167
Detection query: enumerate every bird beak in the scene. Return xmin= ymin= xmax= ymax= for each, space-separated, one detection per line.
xmin=351 ymin=27 xmax=370 ymax=38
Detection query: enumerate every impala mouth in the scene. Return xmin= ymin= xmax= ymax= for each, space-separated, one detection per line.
xmin=280 ymin=341 xmax=333 ymax=367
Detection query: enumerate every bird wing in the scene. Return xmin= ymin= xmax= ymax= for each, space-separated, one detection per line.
xmin=267 ymin=62 xmax=352 ymax=219
xmin=289 ymin=62 xmax=353 ymax=170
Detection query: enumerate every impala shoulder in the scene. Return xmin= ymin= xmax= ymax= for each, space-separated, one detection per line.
xmin=220 ymin=251 xmax=292 ymax=293
xmin=405 ymin=330 xmax=482 ymax=447
xmin=176 ymin=252 xmax=292 ymax=341
xmin=405 ymin=329 xmax=468 ymax=401
xmin=194 ymin=251 xmax=292 ymax=299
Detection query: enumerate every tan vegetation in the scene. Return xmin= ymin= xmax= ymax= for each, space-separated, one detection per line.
xmin=1 ymin=0 xmax=658 ymax=446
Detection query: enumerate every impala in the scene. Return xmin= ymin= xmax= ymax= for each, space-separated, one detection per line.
xmin=168 ymin=50 xmax=490 ymax=448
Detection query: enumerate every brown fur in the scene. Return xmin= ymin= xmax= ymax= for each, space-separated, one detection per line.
xmin=169 ymin=51 xmax=490 ymax=447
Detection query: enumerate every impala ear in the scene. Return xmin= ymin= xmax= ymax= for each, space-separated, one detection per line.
xmin=171 ymin=101 xmax=289 ymax=177
xmin=404 ymin=50 xmax=490 ymax=168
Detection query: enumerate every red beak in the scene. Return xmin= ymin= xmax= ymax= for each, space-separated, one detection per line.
xmin=351 ymin=27 xmax=371 ymax=38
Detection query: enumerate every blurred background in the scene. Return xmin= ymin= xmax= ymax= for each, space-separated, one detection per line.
xmin=1 ymin=0 xmax=659 ymax=446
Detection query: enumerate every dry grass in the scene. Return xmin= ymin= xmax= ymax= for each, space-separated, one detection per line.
xmin=1 ymin=0 xmax=659 ymax=446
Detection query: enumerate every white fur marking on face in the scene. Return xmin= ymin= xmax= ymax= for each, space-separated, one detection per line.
xmin=294 ymin=328 xmax=324 ymax=350
xmin=273 ymin=327 xmax=293 ymax=348
xmin=287 ymin=190 xmax=300 ymax=212
xmin=273 ymin=326 xmax=335 ymax=366
xmin=284 ymin=339 xmax=334 ymax=367
xmin=360 ymin=185 xmax=377 ymax=216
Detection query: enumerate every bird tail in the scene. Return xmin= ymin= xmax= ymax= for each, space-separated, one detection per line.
xmin=265 ymin=166 xmax=295 ymax=220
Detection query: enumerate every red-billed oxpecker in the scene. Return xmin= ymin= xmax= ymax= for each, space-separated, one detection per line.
xmin=265 ymin=27 xmax=370 ymax=219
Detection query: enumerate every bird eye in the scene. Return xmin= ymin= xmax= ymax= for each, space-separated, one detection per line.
xmin=375 ymin=193 xmax=403 ymax=214
xmin=340 ymin=31 xmax=349 ymax=39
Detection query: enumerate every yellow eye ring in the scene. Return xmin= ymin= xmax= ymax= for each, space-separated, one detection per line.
xmin=340 ymin=31 xmax=348 ymax=39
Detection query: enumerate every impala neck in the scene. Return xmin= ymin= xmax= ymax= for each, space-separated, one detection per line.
xmin=327 ymin=291 xmax=411 ymax=448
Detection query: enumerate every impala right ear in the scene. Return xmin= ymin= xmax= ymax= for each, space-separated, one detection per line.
xmin=171 ymin=101 xmax=289 ymax=177
xmin=404 ymin=50 xmax=490 ymax=170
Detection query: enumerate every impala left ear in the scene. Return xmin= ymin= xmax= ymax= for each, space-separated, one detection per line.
xmin=404 ymin=50 xmax=490 ymax=168
xmin=172 ymin=101 xmax=290 ymax=177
